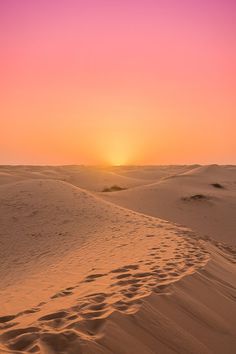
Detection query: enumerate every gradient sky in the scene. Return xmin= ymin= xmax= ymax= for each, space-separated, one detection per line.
xmin=1 ymin=0 xmax=236 ymax=165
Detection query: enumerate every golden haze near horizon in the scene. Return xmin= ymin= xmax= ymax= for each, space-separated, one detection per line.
xmin=1 ymin=1 xmax=236 ymax=165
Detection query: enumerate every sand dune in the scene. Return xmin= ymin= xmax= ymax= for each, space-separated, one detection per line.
xmin=0 ymin=172 xmax=24 ymax=186
xmin=107 ymin=165 xmax=196 ymax=181
xmin=0 ymin=166 xmax=145 ymax=191
xmin=182 ymin=164 xmax=236 ymax=180
xmin=102 ymin=165 xmax=236 ymax=245
xmin=0 ymin=166 xmax=235 ymax=353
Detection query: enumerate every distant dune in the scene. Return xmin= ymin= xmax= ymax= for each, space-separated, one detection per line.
xmin=107 ymin=165 xmax=196 ymax=181
xmin=0 ymin=165 xmax=145 ymax=191
xmin=0 ymin=165 xmax=235 ymax=353
xmin=102 ymin=165 xmax=236 ymax=245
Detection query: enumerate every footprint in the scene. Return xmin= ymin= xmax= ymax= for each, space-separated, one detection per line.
xmin=1 ymin=327 xmax=40 ymax=342
xmin=65 ymin=286 xmax=75 ymax=291
xmin=145 ymin=261 xmax=154 ymax=266
xmin=85 ymin=293 xmax=108 ymax=303
xmin=0 ymin=315 xmax=15 ymax=323
xmin=154 ymin=284 xmax=169 ymax=292
xmin=169 ymin=272 xmax=179 ymax=277
xmin=0 ymin=321 xmax=19 ymax=331
xmin=22 ymin=307 xmax=40 ymax=315
xmin=81 ymin=310 xmax=107 ymax=319
xmin=51 ymin=290 xmax=73 ymax=299
xmin=112 ymin=300 xmax=129 ymax=312
xmin=38 ymin=311 xmax=67 ymax=321
xmin=6 ymin=332 xmax=39 ymax=351
xmin=123 ymin=291 xmax=136 ymax=299
xmin=112 ymin=279 xmax=135 ymax=287
xmin=116 ymin=273 xmax=131 ymax=279
xmin=87 ymin=303 xmax=107 ymax=311
xmin=133 ymin=272 xmax=153 ymax=278
xmin=111 ymin=267 xmax=130 ymax=274
xmin=84 ymin=273 xmax=107 ymax=282
xmin=164 ymin=266 xmax=174 ymax=271
xmin=156 ymin=273 xmax=168 ymax=279
xmin=124 ymin=264 xmax=139 ymax=270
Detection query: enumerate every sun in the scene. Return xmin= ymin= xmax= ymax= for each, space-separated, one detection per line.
xmin=99 ymin=135 xmax=134 ymax=166
xmin=108 ymin=154 xmax=127 ymax=166
xmin=105 ymin=147 xmax=129 ymax=166
xmin=111 ymin=157 xmax=126 ymax=166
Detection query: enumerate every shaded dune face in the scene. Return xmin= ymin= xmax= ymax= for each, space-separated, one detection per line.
xmin=0 ymin=166 xmax=236 ymax=354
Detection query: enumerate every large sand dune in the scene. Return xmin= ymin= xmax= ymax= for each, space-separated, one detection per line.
xmin=102 ymin=165 xmax=236 ymax=245
xmin=0 ymin=165 xmax=235 ymax=353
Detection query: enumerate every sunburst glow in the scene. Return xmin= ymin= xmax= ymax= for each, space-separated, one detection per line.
xmin=0 ymin=1 xmax=235 ymax=165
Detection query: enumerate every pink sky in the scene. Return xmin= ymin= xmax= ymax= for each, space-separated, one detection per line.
xmin=1 ymin=0 xmax=235 ymax=165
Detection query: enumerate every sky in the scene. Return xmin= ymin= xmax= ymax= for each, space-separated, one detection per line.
xmin=1 ymin=0 xmax=236 ymax=165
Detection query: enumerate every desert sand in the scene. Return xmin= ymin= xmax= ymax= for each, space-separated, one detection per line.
xmin=0 ymin=165 xmax=235 ymax=354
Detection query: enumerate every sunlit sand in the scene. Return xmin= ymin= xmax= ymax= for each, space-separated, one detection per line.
xmin=0 ymin=165 xmax=235 ymax=353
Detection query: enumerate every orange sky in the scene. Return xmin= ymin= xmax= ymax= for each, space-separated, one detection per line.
xmin=1 ymin=0 xmax=236 ymax=165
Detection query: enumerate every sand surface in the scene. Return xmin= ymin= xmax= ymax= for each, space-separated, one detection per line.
xmin=0 ymin=165 xmax=235 ymax=353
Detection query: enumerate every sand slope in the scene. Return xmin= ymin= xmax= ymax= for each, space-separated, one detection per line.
xmin=0 ymin=166 xmax=145 ymax=191
xmin=107 ymin=165 xmax=196 ymax=181
xmin=0 ymin=166 xmax=236 ymax=353
xmin=102 ymin=165 xmax=236 ymax=245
